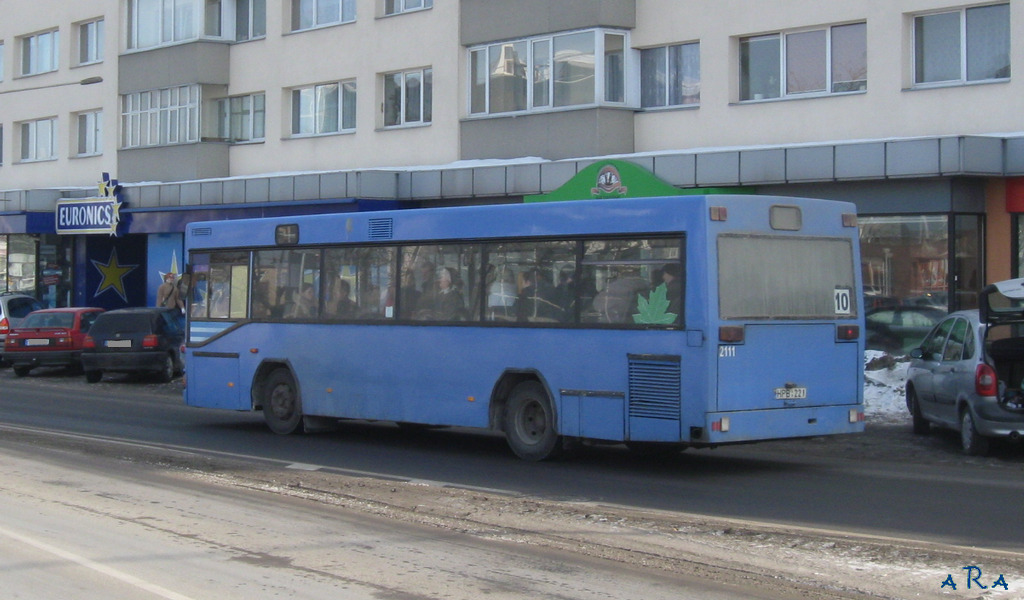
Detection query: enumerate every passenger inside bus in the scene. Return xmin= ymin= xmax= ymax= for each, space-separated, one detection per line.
xmin=590 ymin=268 xmax=650 ymax=323
xmin=515 ymin=270 xmax=564 ymax=322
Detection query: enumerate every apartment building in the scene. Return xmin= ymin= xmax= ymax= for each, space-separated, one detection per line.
xmin=0 ymin=0 xmax=1021 ymax=316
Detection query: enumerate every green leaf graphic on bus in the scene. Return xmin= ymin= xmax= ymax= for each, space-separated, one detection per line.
xmin=633 ymin=283 xmax=677 ymax=325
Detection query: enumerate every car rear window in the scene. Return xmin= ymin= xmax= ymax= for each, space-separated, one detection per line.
xmin=22 ymin=312 xmax=74 ymax=328
xmin=89 ymin=314 xmax=155 ymax=335
xmin=8 ymin=298 xmax=44 ymax=319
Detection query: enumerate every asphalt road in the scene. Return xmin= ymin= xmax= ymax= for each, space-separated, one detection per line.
xmin=1 ymin=366 xmax=1021 ymax=554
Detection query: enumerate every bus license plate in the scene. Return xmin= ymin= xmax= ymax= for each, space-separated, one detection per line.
xmin=105 ymin=340 xmax=132 ymax=348
xmin=25 ymin=339 xmax=51 ymax=346
xmin=775 ymin=387 xmax=807 ymax=400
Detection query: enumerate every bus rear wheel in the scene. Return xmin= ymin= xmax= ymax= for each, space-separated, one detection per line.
xmin=504 ymin=381 xmax=561 ymax=461
xmin=263 ymin=369 xmax=303 ymax=435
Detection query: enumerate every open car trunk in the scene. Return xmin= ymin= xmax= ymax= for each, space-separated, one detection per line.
xmin=981 ymin=279 xmax=1024 ymax=410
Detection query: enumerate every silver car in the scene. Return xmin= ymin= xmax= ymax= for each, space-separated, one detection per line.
xmin=907 ymin=279 xmax=1024 ymax=455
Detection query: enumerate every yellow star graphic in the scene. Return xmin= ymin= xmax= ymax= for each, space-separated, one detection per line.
xmin=92 ymin=248 xmax=138 ymax=303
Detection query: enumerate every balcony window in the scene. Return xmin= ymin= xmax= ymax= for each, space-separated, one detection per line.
xmin=469 ymin=29 xmax=628 ymax=116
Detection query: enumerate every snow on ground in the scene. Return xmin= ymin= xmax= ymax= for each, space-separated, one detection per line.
xmin=863 ymin=350 xmax=910 ymax=424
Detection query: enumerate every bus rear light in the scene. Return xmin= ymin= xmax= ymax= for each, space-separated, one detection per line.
xmin=976 ymin=363 xmax=998 ymax=397
xmin=719 ymin=326 xmax=744 ymax=343
xmin=836 ymin=324 xmax=859 ymax=341
xmin=142 ymin=334 xmax=160 ymax=348
xmin=709 ymin=206 xmax=728 ymax=221
xmin=842 ymin=213 xmax=858 ymax=227
xmin=711 ymin=417 xmax=731 ymax=432
xmin=849 ymin=409 xmax=865 ymax=423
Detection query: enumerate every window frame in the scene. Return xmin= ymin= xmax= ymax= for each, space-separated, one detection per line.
xmin=120 ymin=85 xmax=201 ymax=149
xmin=640 ymin=41 xmax=701 ymax=109
xmin=912 ymin=3 xmax=1011 ymax=87
xmin=77 ymin=18 xmax=105 ymax=65
xmin=19 ymin=117 xmax=58 ymax=162
xmin=291 ymin=0 xmax=356 ymax=32
xmin=383 ymin=0 xmax=432 ymax=16
xmin=382 ymin=67 xmax=432 ymax=128
xmin=235 ymin=0 xmax=267 ymax=41
xmin=290 ymin=81 xmax=356 ymax=137
xmin=20 ymin=29 xmax=60 ymax=76
xmin=75 ymin=110 xmax=103 ymax=157
xmin=738 ymin=21 xmax=867 ymax=102
xmin=468 ymin=28 xmax=631 ymax=117
xmin=218 ymin=92 xmax=266 ymax=142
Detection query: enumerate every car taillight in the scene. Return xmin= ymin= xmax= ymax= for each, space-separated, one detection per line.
xmin=0 ymin=318 xmax=8 ymax=335
xmin=976 ymin=363 xmax=999 ymax=397
xmin=83 ymin=335 xmax=96 ymax=349
xmin=142 ymin=334 xmax=159 ymax=348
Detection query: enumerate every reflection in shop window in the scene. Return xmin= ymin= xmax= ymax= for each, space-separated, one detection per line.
xmin=859 ymin=215 xmax=948 ymax=310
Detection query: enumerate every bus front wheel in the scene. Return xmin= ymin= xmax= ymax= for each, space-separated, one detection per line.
xmin=504 ymin=381 xmax=561 ymax=461
xmin=262 ymin=369 xmax=303 ymax=435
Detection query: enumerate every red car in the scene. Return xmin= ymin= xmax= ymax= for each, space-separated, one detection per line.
xmin=4 ymin=308 xmax=105 ymax=376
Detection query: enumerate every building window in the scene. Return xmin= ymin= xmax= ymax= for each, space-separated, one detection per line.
xmin=78 ymin=19 xmax=104 ymax=65
xmin=384 ymin=0 xmax=431 ymax=16
xmin=20 ymin=30 xmax=60 ymax=76
xmin=121 ymin=85 xmax=200 ymax=148
xmin=739 ymin=22 xmax=866 ymax=101
xmin=20 ymin=118 xmax=58 ymax=162
xmin=75 ymin=111 xmax=103 ymax=156
xmin=235 ymin=0 xmax=266 ymax=40
xmin=128 ymin=0 xmax=216 ymax=49
xmin=914 ymin=4 xmax=1010 ymax=85
xmin=291 ymin=0 xmax=355 ymax=31
xmin=0 ymin=43 xmax=5 ymax=81
xmin=641 ymin=42 xmax=700 ymax=108
xmin=469 ymin=29 xmax=628 ymax=116
xmin=219 ymin=93 xmax=266 ymax=141
xmin=383 ymin=68 xmax=431 ymax=127
xmin=291 ymin=82 xmax=356 ymax=135
xmin=1 ymin=124 xmax=4 ymax=165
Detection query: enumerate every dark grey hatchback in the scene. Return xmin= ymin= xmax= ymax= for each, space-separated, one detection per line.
xmin=81 ymin=307 xmax=185 ymax=383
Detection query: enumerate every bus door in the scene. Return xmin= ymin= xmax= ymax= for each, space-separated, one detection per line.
xmin=716 ymin=323 xmax=860 ymax=412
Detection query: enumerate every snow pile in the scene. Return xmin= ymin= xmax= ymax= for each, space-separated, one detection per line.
xmin=863 ymin=350 xmax=910 ymax=424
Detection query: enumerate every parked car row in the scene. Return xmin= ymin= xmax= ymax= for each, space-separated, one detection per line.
xmin=2 ymin=305 xmax=184 ymax=383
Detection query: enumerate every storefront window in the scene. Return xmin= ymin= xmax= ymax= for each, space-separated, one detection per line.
xmin=860 ymin=214 xmax=982 ymax=354
xmin=5 ymin=235 xmax=37 ymax=294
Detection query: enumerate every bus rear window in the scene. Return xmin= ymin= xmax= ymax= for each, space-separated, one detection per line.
xmin=718 ymin=234 xmax=856 ymax=320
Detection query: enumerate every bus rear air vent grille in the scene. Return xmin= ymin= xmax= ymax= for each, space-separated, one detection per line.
xmin=192 ymin=227 xmax=212 ymax=236
xmin=628 ymin=357 xmax=681 ymax=420
xmin=368 ymin=218 xmax=394 ymax=240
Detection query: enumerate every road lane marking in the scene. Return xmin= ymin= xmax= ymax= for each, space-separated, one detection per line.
xmin=0 ymin=523 xmax=199 ymax=600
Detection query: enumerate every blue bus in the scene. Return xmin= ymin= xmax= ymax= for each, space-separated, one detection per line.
xmin=183 ymin=195 xmax=865 ymax=460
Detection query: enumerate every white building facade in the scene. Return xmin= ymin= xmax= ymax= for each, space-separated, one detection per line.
xmin=0 ymin=0 xmax=1021 ymax=324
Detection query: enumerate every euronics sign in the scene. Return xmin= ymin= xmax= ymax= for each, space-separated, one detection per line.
xmin=56 ymin=197 xmax=122 ymax=235
xmin=55 ymin=173 xmax=123 ymax=235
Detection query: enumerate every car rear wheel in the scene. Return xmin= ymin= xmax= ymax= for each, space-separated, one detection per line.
xmin=85 ymin=370 xmax=102 ymax=383
xmin=907 ymin=388 xmax=930 ymax=435
xmin=12 ymin=366 xmax=31 ymax=377
xmin=262 ymin=368 xmax=303 ymax=435
xmin=960 ymin=409 xmax=990 ymax=456
xmin=155 ymin=354 xmax=175 ymax=383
